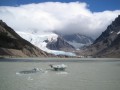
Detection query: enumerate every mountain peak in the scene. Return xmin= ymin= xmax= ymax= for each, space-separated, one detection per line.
xmin=80 ymin=15 xmax=120 ymax=58
xmin=0 ymin=20 xmax=8 ymax=28
xmin=112 ymin=15 xmax=120 ymax=26
xmin=46 ymin=36 xmax=75 ymax=52
xmin=94 ymin=15 xmax=120 ymax=44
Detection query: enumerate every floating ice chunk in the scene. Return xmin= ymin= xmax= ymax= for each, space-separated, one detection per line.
xmin=16 ymin=68 xmax=45 ymax=75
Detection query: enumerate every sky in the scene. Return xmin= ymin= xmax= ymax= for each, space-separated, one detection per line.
xmin=0 ymin=0 xmax=120 ymax=12
xmin=0 ymin=0 xmax=120 ymax=38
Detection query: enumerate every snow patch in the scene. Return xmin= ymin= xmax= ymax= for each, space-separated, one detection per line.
xmin=110 ymin=31 xmax=113 ymax=34
xmin=117 ymin=31 xmax=120 ymax=34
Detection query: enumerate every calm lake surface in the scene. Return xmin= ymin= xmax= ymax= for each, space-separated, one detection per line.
xmin=0 ymin=58 xmax=120 ymax=90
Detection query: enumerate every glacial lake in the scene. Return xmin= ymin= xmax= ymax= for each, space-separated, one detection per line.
xmin=0 ymin=58 xmax=120 ymax=90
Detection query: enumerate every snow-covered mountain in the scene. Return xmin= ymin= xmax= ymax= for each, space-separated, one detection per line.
xmin=17 ymin=28 xmax=94 ymax=56
xmin=0 ymin=20 xmax=50 ymax=57
xmin=17 ymin=31 xmax=76 ymax=56
xmin=61 ymin=33 xmax=94 ymax=49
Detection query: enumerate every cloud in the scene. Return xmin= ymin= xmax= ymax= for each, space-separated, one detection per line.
xmin=0 ymin=2 xmax=120 ymax=38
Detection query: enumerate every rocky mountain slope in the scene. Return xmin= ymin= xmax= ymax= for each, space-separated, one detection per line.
xmin=46 ymin=36 xmax=75 ymax=52
xmin=0 ymin=20 xmax=52 ymax=57
xmin=45 ymin=33 xmax=93 ymax=51
xmin=79 ymin=15 xmax=120 ymax=58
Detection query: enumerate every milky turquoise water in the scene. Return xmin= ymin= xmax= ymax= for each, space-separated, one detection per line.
xmin=0 ymin=58 xmax=120 ymax=90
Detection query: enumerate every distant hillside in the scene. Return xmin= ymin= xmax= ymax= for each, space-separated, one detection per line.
xmin=0 ymin=20 xmax=52 ymax=57
xmin=46 ymin=33 xmax=93 ymax=51
xmin=62 ymin=33 xmax=94 ymax=49
xmin=78 ymin=15 xmax=120 ymax=58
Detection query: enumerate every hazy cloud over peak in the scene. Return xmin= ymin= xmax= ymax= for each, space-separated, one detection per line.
xmin=0 ymin=2 xmax=120 ymax=38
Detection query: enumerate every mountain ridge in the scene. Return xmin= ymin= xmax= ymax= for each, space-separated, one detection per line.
xmin=0 ymin=20 xmax=52 ymax=57
xmin=46 ymin=36 xmax=75 ymax=52
xmin=78 ymin=15 xmax=120 ymax=58
xmin=62 ymin=33 xmax=94 ymax=49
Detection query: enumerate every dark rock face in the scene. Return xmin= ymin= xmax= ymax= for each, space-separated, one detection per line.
xmin=0 ymin=20 xmax=50 ymax=57
xmin=80 ymin=15 xmax=120 ymax=58
xmin=94 ymin=15 xmax=120 ymax=44
xmin=46 ymin=37 xmax=75 ymax=51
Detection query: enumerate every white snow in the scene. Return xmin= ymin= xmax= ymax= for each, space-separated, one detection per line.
xmin=110 ymin=31 xmax=113 ymax=34
xmin=17 ymin=31 xmax=76 ymax=56
xmin=117 ymin=31 xmax=120 ymax=34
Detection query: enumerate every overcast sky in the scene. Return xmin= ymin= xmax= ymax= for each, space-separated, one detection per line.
xmin=0 ymin=1 xmax=120 ymax=38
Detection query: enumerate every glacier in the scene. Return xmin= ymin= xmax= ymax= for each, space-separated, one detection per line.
xmin=17 ymin=31 xmax=76 ymax=56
